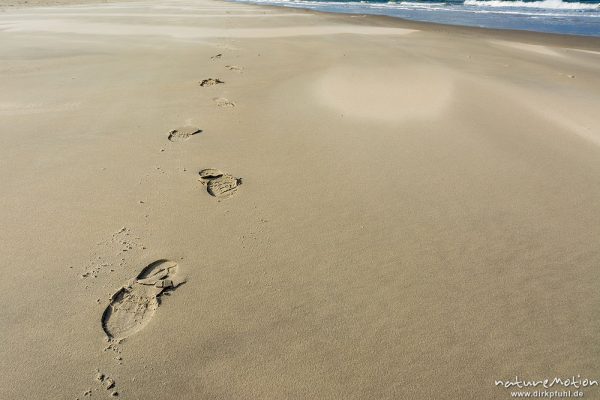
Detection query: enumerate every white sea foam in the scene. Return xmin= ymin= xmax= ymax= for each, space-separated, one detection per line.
xmin=388 ymin=0 xmax=446 ymax=4
xmin=464 ymin=0 xmax=599 ymax=10
xmin=234 ymin=0 xmax=600 ymax=36
xmin=400 ymin=1 xmax=446 ymax=5
xmin=243 ymin=0 xmax=599 ymax=11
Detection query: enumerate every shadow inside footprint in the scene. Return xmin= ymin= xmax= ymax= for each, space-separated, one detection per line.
xmin=168 ymin=126 xmax=202 ymax=142
xmin=199 ymin=168 xmax=242 ymax=199
xmin=101 ymin=260 xmax=185 ymax=340
xmin=199 ymin=78 xmax=224 ymax=87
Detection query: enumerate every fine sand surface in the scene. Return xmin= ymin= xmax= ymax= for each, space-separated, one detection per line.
xmin=1 ymin=1 xmax=600 ymax=399
xmin=0 ymin=0 xmax=119 ymax=9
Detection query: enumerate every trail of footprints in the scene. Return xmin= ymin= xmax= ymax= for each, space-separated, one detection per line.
xmin=81 ymin=51 xmax=247 ymax=399
xmin=103 ymin=52 xmax=243 ymax=344
xmin=101 ymin=53 xmax=244 ymax=340
xmin=167 ymin=52 xmax=243 ymax=199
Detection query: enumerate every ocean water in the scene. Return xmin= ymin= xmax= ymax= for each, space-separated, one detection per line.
xmin=231 ymin=0 xmax=600 ymax=36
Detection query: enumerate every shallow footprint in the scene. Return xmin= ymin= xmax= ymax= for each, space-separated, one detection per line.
xmin=102 ymin=259 xmax=184 ymax=339
xmin=213 ymin=97 xmax=236 ymax=108
xmin=199 ymin=168 xmax=242 ymax=199
xmin=225 ymin=65 xmax=243 ymax=73
xmin=168 ymin=126 xmax=201 ymax=142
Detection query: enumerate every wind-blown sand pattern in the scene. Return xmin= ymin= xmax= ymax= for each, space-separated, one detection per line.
xmin=1 ymin=0 xmax=600 ymax=399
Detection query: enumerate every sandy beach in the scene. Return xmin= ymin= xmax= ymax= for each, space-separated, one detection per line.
xmin=1 ymin=0 xmax=600 ymax=399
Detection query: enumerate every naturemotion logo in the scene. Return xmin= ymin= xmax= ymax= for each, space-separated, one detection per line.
xmin=495 ymin=376 xmax=598 ymax=398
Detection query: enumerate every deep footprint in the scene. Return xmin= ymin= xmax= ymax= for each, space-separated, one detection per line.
xmin=199 ymin=78 xmax=224 ymax=87
xmin=168 ymin=126 xmax=201 ymax=142
xmin=199 ymin=168 xmax=242 ymax=198
xmin=101 ymin=260 xmax=184 ymax=339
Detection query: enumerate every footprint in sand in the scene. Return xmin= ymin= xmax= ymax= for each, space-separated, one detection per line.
xmin=210 ymin=53 xmax=222 ymax=60
xmin=101 ymin=260 xmax=185 ymax=339
xmin=225 ymin=65 xmax=243 ymax=73
xmin=213 ymin=97 xmax=236 ymax=108
xmin=199 ymin=168 xmax=242 ymax=199
xmin=168 ymin=126 xmax=201 ymax=142
xmin=199 ymin=78 xmax=224 ymax=87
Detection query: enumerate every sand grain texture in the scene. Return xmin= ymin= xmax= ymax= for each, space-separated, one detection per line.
xmin=1 ymin=0 xmax=600 ymax=399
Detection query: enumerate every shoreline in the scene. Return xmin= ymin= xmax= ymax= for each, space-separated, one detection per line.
xmin=3 ymin=0 xmax=600 ymax=47
xmin=245 ymin=1 xmax=600 ymax=47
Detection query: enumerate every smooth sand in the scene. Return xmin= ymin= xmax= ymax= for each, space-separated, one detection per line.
xmin=0 ymin=0 xmax=118 ymax=8
xmin=1 ymin=1 xmax=600 ymax=399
